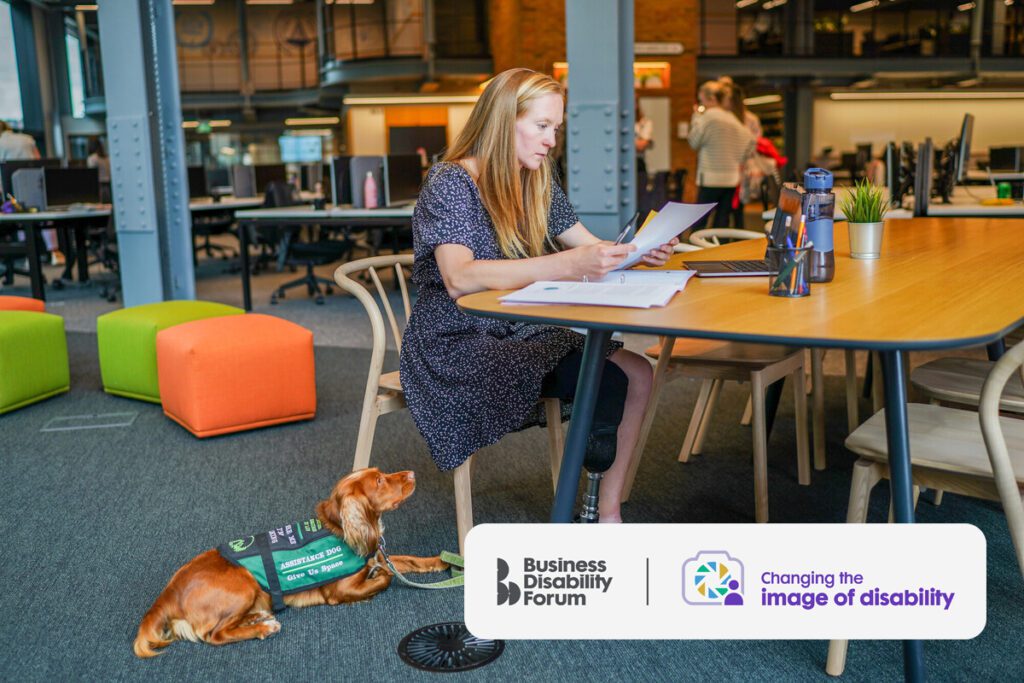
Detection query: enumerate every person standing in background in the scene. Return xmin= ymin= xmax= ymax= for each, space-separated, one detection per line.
xmin=720 ymin=79 xmax=763 ymax=227
xmin=686 ymin=81 xmax=755 ymax=230
xmin=634 ymin=102 xmax=654 ymax=176
xmin=0 ymin=120 xmax=40 ymax=162
xmin=87 ymin=139 xmax=111 ymax=203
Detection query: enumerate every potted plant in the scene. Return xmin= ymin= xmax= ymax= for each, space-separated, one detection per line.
xmin=839 ymin=179 xmax=889 ymax=259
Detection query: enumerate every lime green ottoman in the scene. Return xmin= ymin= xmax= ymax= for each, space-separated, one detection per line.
xmin=97 ymin=300 xmax=243 ymax=403
xmin=0 ymin=311 xmax=70 ymax=414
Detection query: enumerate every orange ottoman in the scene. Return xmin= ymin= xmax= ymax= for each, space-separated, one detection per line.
xmin=0 ymin=296 xmax=45 ymax=312
xmin=156 ymin=314 xmax=316 ymax=438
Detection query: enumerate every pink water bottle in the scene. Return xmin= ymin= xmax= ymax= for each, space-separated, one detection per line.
xmin=363 ymin=171 xmax=378 ymax=209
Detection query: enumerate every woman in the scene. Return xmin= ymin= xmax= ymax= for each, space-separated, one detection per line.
xmin=87 ymin=139 xmax=111 ymax=203
xmin=687 ymin=80 xmax=755 ymax=230
xmin=399 ymin=68 xmax=675 ymax=522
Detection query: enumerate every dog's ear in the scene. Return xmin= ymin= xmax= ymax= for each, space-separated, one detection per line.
xmin=339 ymin=493 xmax=380 ymax=557
xmin=315 ymin=497 xmax=345 ymax=538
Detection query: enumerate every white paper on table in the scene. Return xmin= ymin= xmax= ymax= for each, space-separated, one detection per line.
xmin=594 ymin=269 xmax=696 ymax=291
xmin=616 ymin=202 xmax=716 ymax=270
xmin=499 ymin=281 xmax=679 ymax=308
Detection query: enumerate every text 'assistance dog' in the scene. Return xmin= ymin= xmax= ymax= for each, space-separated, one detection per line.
xmin=134 ymin=468 xmax=447 ymax=657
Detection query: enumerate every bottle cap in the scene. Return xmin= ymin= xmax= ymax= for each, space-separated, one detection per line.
xmin=804 ymin=168 xmax=833 ymax=191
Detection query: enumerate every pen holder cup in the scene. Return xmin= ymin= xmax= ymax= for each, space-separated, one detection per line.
xmin=767 ymin=244 xmax=812 ymax=298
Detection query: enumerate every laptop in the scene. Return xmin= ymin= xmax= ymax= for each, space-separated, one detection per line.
xmin=683 ymin=184 xmax=803 ymax=278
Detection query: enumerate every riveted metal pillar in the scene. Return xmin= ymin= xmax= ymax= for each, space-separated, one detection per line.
xmin=97 ymin=0 xmax=194 ymax=305
xmin=565 ymin=0 xmax=634 ymax=239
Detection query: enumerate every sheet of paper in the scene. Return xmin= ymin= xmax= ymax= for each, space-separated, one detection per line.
xmin=499 ymin=281 xmax=679 ymax=308
xmin=616 ymin=202 xmax=715 ymax=270
xmin=594 ymin=269 xmax=696 ymax=291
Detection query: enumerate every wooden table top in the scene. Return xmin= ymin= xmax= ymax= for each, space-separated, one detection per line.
xmin=458 ymin=217 xmax=1024 ymax=351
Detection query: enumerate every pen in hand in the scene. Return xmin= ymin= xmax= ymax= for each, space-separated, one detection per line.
xmin=614 ymin=211 xmax=640 ymax=245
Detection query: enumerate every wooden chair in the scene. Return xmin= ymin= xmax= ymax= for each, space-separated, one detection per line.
xmin=334 ymin=255 xmax=565 ymax=554
xmin=625 ymin=337 xmax=811 ymax=523
xmin=825 ymin=340 xmax=1024 ymax=676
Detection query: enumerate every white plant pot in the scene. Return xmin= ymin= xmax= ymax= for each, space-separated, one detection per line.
xmin=848 ymin=221 xmax=884 ymax=259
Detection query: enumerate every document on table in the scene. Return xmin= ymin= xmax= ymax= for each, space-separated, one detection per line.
xmin=617 ymin=201 xmax=716 ymax=269
xmin=500 ymin=270 xmax=695 ymax=309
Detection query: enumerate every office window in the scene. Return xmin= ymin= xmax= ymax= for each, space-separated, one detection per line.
xmin=66 ymin=33 xmax=86 ymax=119
xmin=0 ymin=1 xmax=24 ymax=129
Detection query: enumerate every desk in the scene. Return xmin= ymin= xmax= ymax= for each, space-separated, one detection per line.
xmin=0 ymin=207 xmax=112 ymax=300
xmin=458 ymin=217 xmax=1024 ymax=681
xmin=234 ymin=204 xmax=414 ymax=311
xmin=188 ymin=196 xmax=265 ymax=213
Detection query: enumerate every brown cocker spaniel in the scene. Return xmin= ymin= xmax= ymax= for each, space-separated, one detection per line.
xmin=134 ymin=468 xmax=446 ymax=657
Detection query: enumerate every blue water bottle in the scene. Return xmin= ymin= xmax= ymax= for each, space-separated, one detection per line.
xmin=802 ymin=168 xmax=835 ymax=283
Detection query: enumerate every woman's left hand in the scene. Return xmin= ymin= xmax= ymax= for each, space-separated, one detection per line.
xmin=641 ymin=238 xmax=679 ymax=267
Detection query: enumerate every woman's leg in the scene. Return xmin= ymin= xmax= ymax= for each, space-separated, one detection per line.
xmin=600 ymin=349 xmax=653 ymax=522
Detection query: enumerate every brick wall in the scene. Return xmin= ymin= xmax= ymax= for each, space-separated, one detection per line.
xmin=488 ymin=0 xmax=699 ymax=199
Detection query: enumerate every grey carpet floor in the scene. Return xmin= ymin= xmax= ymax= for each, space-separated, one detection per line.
xmin=0 ymin=332 xmax=1021 ymax=682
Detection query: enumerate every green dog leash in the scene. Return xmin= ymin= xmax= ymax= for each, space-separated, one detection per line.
xmin=376 ymin=535 xmax=464 ymax=589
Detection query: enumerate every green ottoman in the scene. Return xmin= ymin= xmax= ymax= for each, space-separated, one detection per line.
xmin=97 ymin=300 xmax=243 ymax=403
xmin=0 ymin=311 xmax=70 ymax=414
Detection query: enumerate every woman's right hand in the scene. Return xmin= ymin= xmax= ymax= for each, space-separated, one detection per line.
xmin=568 ymin=242 xmax=636 ymax=281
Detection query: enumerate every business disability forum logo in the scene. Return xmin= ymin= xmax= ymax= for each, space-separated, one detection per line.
xmin=682 ymin=550 xmax=745 ymax=606
xmin=496 ymin=556 xmax=613 ymax=606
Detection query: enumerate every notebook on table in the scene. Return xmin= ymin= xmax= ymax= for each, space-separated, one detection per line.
xmin=683 ymin=184 xmax=802 ymax=278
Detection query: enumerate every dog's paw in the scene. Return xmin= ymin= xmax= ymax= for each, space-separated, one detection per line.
xmin=256 ymin=619 xmax=281 ymax=639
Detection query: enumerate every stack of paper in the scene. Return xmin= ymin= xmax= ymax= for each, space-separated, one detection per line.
xmin=500 ymin=270 xmax=695 ymax=309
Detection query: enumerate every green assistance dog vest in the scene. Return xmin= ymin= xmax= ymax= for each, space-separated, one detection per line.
xmin=219 ymin=517 xmax=367 ymax=612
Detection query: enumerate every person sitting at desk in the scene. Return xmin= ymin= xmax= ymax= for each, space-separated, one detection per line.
xmin=399 ymin=68 xmax=676 ymax=522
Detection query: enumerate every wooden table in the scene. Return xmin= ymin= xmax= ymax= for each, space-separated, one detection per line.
xmin=458 ymin=217 xmax=1024 ymax=682
xmin=234 ymin=204 xmax=414 ymax=311
xmin=0 ymin=207 xmax=112 ymax=300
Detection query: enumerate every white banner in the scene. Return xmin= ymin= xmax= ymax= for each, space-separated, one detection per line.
xmin=464 ymin=524 xmax=986 ymax=640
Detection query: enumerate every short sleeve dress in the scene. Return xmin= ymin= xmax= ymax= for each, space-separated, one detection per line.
xmin=399 ymin=162 xmax=621 ymax=471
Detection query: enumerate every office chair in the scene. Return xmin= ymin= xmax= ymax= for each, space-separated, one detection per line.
xmin=267 ymin=181 xmax=351 ymax=305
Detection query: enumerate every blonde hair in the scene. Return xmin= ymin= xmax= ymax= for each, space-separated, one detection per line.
xmin=699 ymin=80 xmax=726 ymax=106
xmin=444 ymin=68 xmax=563 ymax=259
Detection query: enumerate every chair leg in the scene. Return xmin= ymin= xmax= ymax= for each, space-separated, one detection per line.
xmin=933 ymin=490 xmax=944 ymax=506
xmin=351 ymin=401 xmax=381 ymax=471
xmin=751 ymin=371 xmax=769 ymax=523
xmin=691 ymin=379 xmax=723 ymax=456
xmin=827 ymin=459 xmax=884 ymax=676
xmin=679 ymin=379 xmax=714 ymax=462
xmin=811 ymin=349 xmax=826 ymax=471
xmin=871 ymin=351 xmax=884 ymax=413
xmin=792 ymin=366 xmax=811 ymax=486
xmin=453 ymin=456 xmax=474 ymax=557
xmin=544 ymin=398 xmax=565 ymax=494
xmin=740 ymin=393 xmax=753 ymax=426
xmin=623 ymin=338 xmax=674 ymax=501
xmin=845 ymin=350 xmax=859 ymax=432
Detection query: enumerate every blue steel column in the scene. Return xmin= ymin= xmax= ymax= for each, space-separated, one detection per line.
xmin=97 ymin=0 xmax=195 ymax=305
xmin=565 ymin=0 xmax=635 ymax=239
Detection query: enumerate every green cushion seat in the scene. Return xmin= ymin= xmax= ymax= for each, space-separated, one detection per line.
xmin=97 ymin=300 xmax=244 ymax=403
xmin=0 ymin=311 xmax=70 ymax=414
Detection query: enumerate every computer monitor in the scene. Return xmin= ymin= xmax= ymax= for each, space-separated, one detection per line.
xmin=43 ymin=167 xmax=100 ymax=207
xmin=841 ymin=152 xmax=859 ymax=180
xmin=384 ymin=154 xmax=422 ymax=206
xmin=913 ymin=138 xmax=934 ymax=216
xmin=0 ymin=158 xmax=61 ymax=196
xmin=206 ymin=167 xmax=231 ymax=191
xmin=855 ymin=143 xmax=872 ymax=170
xmin=254 ymin=164 xmax=287 ymax=193
xmin=187 ymin=166 xmax=208 ymax=199
xmin=988 ymin=146 xmax=1022 ymax=172
xmin=955 ymin=113 xmax=974 ymax=183
xmin=884 ymin=142 xmax=901 ymax=208
xmin=231 ymin=165 xmax=257 ymax=198
xmin=329 ymin=155 xmax=352 ymax=206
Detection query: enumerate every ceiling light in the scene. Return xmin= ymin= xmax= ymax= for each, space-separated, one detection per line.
xmin=208 ymin=120 xmax=232 ymax=127
xmin=736 ymin=0 xmax=760 ymax=8
xmin=73 ymin=4 xmax=98 ymax=10
xmin=743 ymin=94 xmax=782 ymax=106
xmin=957 ymin=1 xmax=976 ymax=9
xmin=763 ymin=0 xmax=787 ymax=8
xmin=284 ymin=116 xmax=340 ymax=126
xmin=172 ymin=0 xmax=216 ymax=5
xmin=850 ymin=0 xmax=880 ymax=12
xmin=343 ymin=95 xmax=481 ymax=105
xmin=830 ymin=91 xmax=1024 ymax=100
xmin=246 ymin=0 xmax=294 ymax=5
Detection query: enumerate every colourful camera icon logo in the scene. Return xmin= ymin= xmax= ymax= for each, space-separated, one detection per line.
xmin=682 ymin=550 xmax=745 ymax=606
